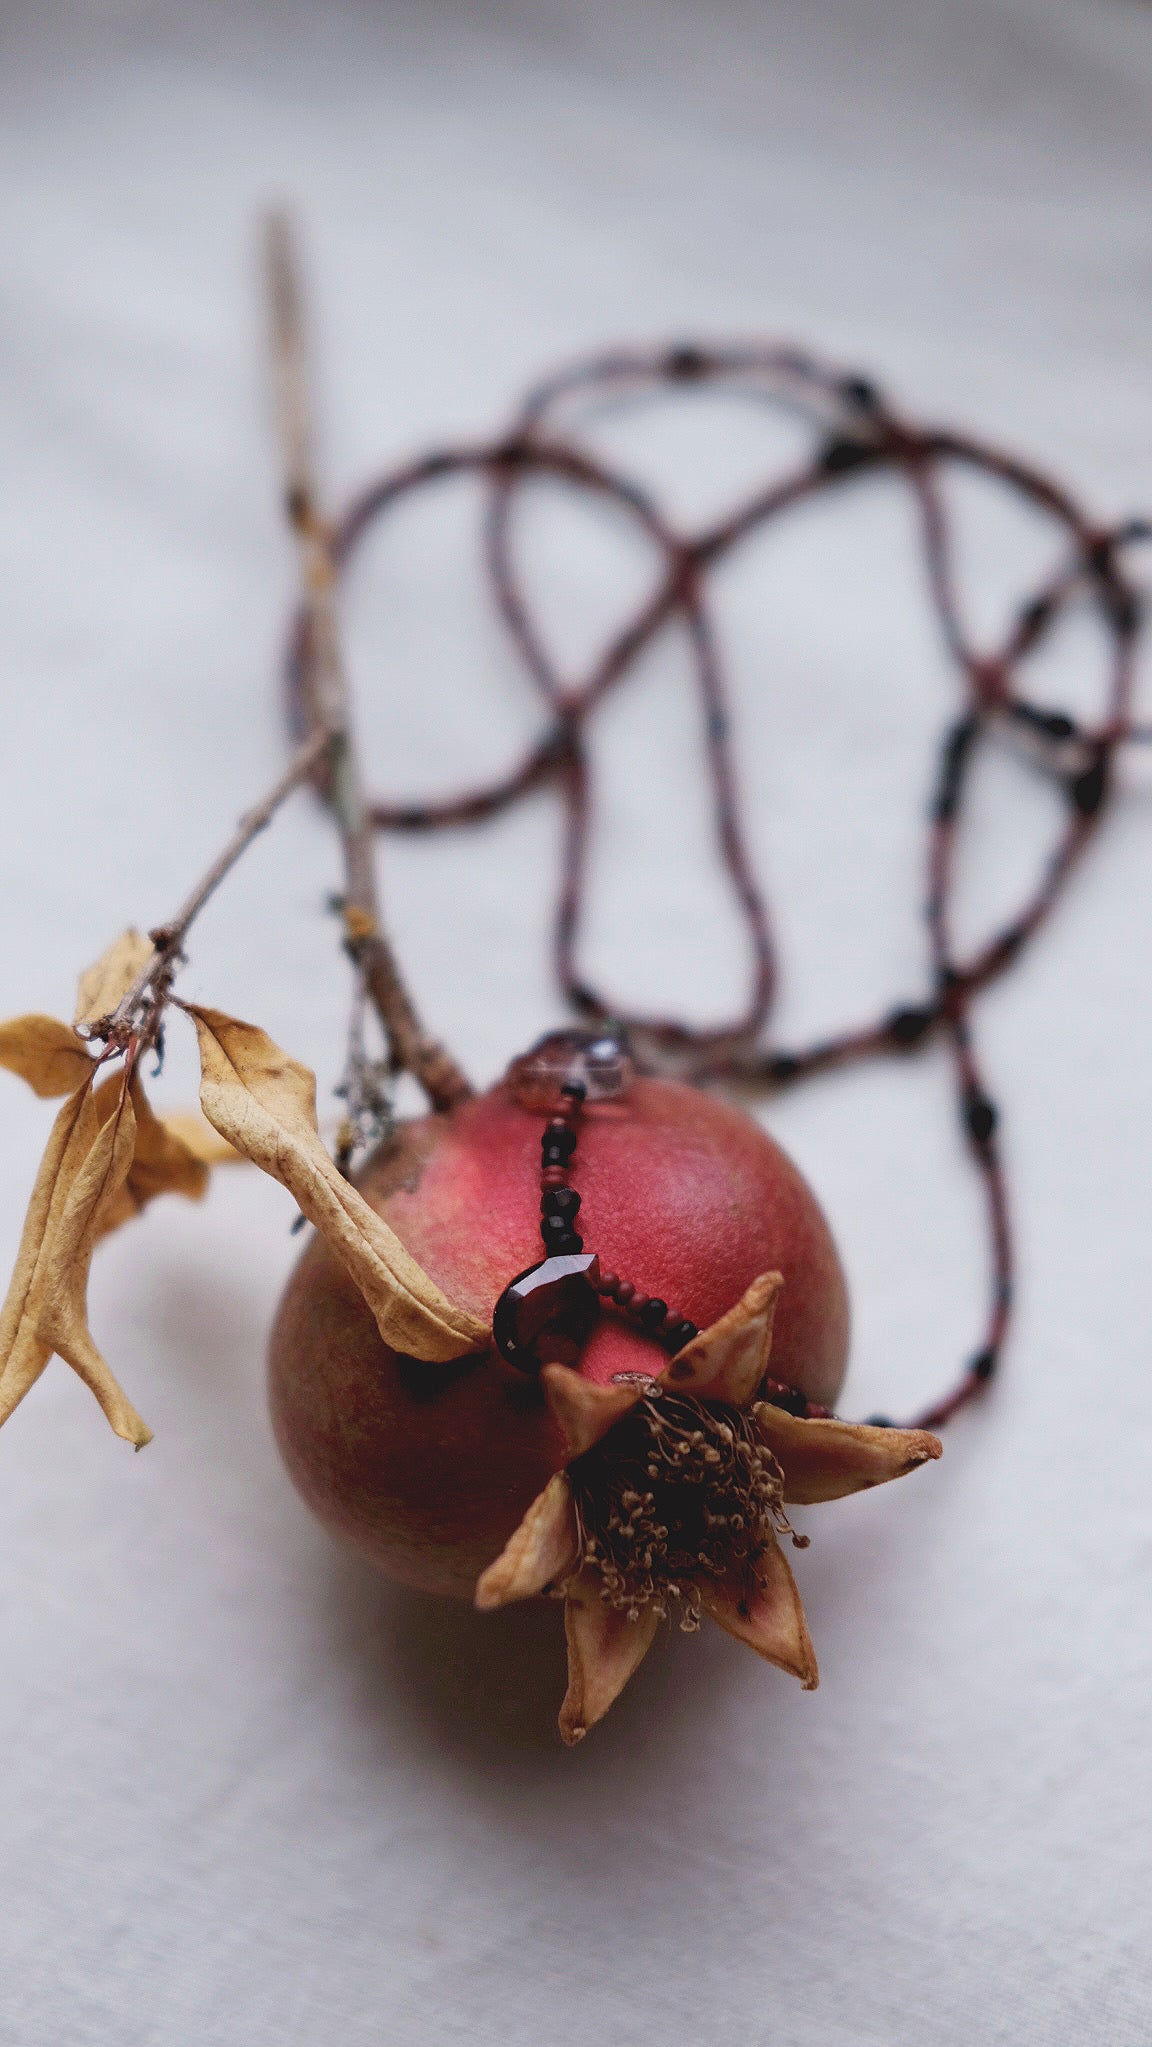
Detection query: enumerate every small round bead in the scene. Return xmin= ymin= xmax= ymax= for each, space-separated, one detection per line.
xmin=541 ymin=1186 xmax=581 ymax=1219
xmin=614 ymin=1281 xmax=635 ymax=1305
xmin=964 ymin=1093 xmax=998 ymax=1145
xmin=768 ymin=1386 xmax=808 ymax=1417
xmin=597 ymin=1271 xmax=620 ymax=1297
xmin=665 ymin=1319 xmax=698 ymax=1352
xmin=541 ymin=1213 xmax=576 ymax=1247
xmin=639 ymin=1297 xmax=668 ymax=1332
xmin=542 ymin=1128 xmax=577 ymax=1163
xmin=627 ymin=1293 xmax=650 ymax=1317
xmin=540 ymin=1166 xmax=568 ymax=1189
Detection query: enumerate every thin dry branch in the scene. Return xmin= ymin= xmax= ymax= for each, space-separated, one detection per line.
xmin=262 ymin=208 xmax=472 ymax=1114
xmin=98 ymin=724 xmax=333 ymax=1051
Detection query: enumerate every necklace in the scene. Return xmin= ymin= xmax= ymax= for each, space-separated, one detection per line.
xmin=286 ymin=340 xmax=1150 ymax=1431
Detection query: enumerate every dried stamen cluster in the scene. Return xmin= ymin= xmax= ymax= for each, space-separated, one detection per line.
xmin=571 ymin=1388 xmax=803 ymax=1630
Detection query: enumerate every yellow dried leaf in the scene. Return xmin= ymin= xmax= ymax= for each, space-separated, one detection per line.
xmin=125 ymin=1082 xmax=210 ymax=1207
xmin=0 ymin=1014 xmax=94 ymax=1098
xmin=94 ymin=1181 xmax=142 ymax=1242
xmin=187 ymin=1005 xmax=488 ymax=1363
xmin=0 ymin=1069 xmax=150 ymax=1445
xmin=74 ymin=928 xmax=155 ymax=1032
xmin=90 ymin=1076 xmax=216 ymax=1241
xmin=154 ymin=1110 xmax=240 ymax=1167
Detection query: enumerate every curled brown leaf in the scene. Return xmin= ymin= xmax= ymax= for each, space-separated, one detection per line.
xmin=187 ymin=1005 xmax=489 ymax=1362
xmin=0 ymin=1014 xmax=95 ymax=1098
xmin=0 ymin=1067 xmax=150 ymax=1445
xmin=154 ymin=1111 xmax=240 ymax=1168
xmin=74 ymin=928 xmax=155 ymax=1033
xmin=91 ymin=1076 xmax=223 ymax=1240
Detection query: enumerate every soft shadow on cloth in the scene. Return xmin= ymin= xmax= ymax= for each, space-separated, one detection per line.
xmin=313 ymin=1460 xmax=958 ymax=1802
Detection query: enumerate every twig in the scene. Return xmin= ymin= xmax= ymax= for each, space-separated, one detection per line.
xmin=100 ymin=724 xmax=333 ymax=1049
xmin=262 ymin=207 xmax=472 ymax=1113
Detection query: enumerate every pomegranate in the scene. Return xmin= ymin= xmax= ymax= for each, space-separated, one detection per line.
xmin=269 ymin=1035 xmax=940 ymax=1741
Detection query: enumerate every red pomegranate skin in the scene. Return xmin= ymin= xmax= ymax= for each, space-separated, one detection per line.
xmin=268 ymin=1077 xmax=850 ymax=1597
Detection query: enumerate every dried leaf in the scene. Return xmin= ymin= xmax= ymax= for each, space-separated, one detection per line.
xmin=90 ymin=1077 xmax=216 ymax=1241
xmin=154 ymin=1111 xmax=240 ymax=1167
xmin=187 ymin=1006 xmax=488 ymax=1363
xmin=0 ymin=1068 xmax=151 ymax=1444
xmin=475 ymin=1474 xmax=579 ymax=1610
xmin=559 ymin=1567 xmax=659 ymax=1743
xmin=0 ymin=1014 xmax=94 ymax=1098
xmin=124 ymin=1083 xmax=210 ymax=1207
xmin=75 ymin=928 xmax=154 ymax=1032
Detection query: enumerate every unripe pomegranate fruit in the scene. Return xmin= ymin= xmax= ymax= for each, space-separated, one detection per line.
xmin=270 ymin=1069 xmax=848 ymax=1589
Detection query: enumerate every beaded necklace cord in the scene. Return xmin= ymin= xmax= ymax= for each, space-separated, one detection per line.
xmin=285 ymin=341 xmax=1150 ymax=1432
xmin=488 ymin=1051 xmax=835 ymax=1419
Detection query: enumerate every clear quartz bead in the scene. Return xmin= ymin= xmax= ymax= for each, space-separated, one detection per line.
xmin=507 ymin=1029 xmax=634 ymax=1110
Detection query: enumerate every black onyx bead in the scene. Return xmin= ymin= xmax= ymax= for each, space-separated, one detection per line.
xmin=541 ymin=1186 xmax=581 ymax=1219
xmin=638 ymin=1297 xmax=668 ymax=1332
xmin=542 ymin=1126 xmax=577 ymax=1163
xmin=840 ymin=373 xmax=880 ymax=412
xmin=1018 ymin=595 xmax=1054 ymax=636
xmin=819 ymin=435 xmax=876 ymax=478
xmin=1069 ymin=753 xmax=1108 ymax=817
xmin=541 ymin=1213 xmax=583 ymax=1251
xmin=964 ymin=1093 xmax=998 ymax=1145
xmin=666 ymin=343 xmax=707 ymax=379
xmin=665 ymin=1319 xmax=698 ymax=1353
xmin=492 ymin=1253 xmax=602 ymax=1373
xmin=768 ymin=1386 xmax=809 ymax=1417
xmin=886 ymin=1004 xmax=934 ymax=1048
xmin=767 ymin=1052 xmax=801 ymax=1084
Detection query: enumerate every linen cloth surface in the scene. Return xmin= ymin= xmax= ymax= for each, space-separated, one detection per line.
xmin=0 ymin=2 xmax=1150 ymax=2042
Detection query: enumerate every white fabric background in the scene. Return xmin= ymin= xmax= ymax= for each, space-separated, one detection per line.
xmin=1 ymin=2 xmax=1151 ymax=2042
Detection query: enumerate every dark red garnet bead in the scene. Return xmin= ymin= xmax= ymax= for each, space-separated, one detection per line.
xmin=492 ymin=1253 xmax=602 ymax=1374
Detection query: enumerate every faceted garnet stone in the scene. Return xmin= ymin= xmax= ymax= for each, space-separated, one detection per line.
xmin=492 ymin=1252 xmax=602 ymax=1371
